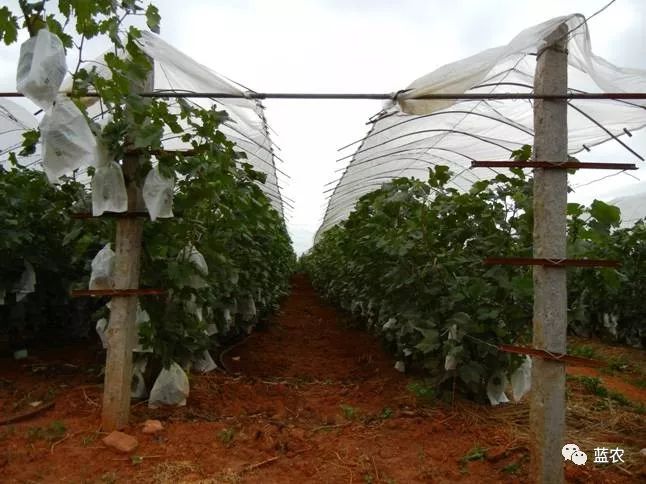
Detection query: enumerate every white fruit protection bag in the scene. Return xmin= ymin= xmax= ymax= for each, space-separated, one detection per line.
xmin=16 ymin=29 xmax=67 ymax=109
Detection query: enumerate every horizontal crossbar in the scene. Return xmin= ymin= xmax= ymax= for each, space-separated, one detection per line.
xmin=124 ymin=148 xmax=200 ymax=156
xmin=471 ymin=161 xmax=638 ymax=170
xmin=2 ymin=91 xmax=646 ymax=100
xmin=484 ymin=257 xmax=620 ymax=268
xmin=71 ymin=211 xmax=153 ymax=219
xmin=499 ymin=344 xmax=604 ymax=367
xmin=71 ymin=289 xmax=166 ymax=297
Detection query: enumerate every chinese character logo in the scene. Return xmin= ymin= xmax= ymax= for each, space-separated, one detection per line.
xmin=593 ymin=447 xmax=624 ymax=464
xmin=562 ymin=443 xmax=588 ymax=466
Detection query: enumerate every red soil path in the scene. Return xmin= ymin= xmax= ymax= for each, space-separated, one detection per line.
xmin=0 ymin=274 xmax=643 ymax=483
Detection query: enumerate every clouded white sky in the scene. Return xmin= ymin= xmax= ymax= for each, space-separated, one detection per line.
xmin=2 ymin=0 xmax=646 ymax=253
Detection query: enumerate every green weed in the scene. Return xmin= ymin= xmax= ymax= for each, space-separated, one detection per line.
xmin=81 ymin=433 xmax=98 ymax=447
xmin=634 ymin=377 xmax=646 ymax=389
xmin=340 ymin=404 xmax=359 ymax=420
xmin=407 ymin=381 xmax=436 ymax=403
xmin=502 ymin=461 xmax=521 ymax=474
xmin=607 ymin=356 xmax=629 ymax=372
xmin=576 ymin=376 xmax=631 ymax=406
xmin=26 ymin=420 xmax=66 ymax=442
xmin=578 ymin=376 xmax=608 ymax=397
xmin=217 ymin=428 xmax=235 ymax=446
xmin=461 ymin=445 xmax=487 ymax=464
xmin=380 ymin=407 xmax=393 ymax=419
xmin=569 ymin=345 xmax=598 ymax=359
xmin=100 ymin=472 xmax=117 ymax=484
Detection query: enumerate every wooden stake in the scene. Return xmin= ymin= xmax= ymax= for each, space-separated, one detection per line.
xmin=530 ymin=23 xmax=569 ymax=484
xmin=101 ymin=29 xmax=157 ymax=431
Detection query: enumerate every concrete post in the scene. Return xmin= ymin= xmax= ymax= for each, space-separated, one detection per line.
xmin=530 ymin=23 xmax=569 ymax=484
xmin=102 ymin=27 xmax=158 ymax=431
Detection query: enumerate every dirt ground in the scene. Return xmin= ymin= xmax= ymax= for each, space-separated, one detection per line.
xmin=1 ymin=274 xmax=645 ymax=483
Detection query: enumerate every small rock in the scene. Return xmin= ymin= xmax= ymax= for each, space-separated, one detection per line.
xmin=640 ymin=448 xmax=646 ymax=457
xmin=103 ymin=431 xmax=138 ymax=453
xmin=231 ymin=356 xmax=241 ymax=362
xmin=142 ymin=419 xmax=164 ymax=434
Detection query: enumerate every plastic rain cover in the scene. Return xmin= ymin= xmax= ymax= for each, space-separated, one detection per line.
xmin=318 ymin=14 xmax=646 ymax=239
xmin=5 ymin=33 xmax=285 ymax=219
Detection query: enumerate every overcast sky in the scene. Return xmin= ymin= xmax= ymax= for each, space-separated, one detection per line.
xmin=2 ymin=0 xmax=646 ymax=254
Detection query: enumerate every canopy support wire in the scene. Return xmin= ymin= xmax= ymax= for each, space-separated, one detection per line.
xmin=3 ymin=91 xmax=646 ymax=100
xmin=567 ymin=101 xmax=645 ymax=161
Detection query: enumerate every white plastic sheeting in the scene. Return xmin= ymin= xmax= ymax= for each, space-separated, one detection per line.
xmin=607 ymin=181 xmax=646 ymax=226
xmin=318 ymin=14 xmax=646 ymax=238
xmin=2 ymin=32 xmax=285 ymax=218
xmin=135 ymin=31 xmax=285 ymax=216
xmin=0 ymin=99 xmax=39 ymax=167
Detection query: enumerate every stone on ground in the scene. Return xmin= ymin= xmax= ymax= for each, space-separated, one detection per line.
xmin=102 ymin=431 xmax=138 ymax=453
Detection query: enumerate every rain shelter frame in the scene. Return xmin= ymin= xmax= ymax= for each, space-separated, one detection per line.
xmin=317 ymin=14 xmax=646 ymax=239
